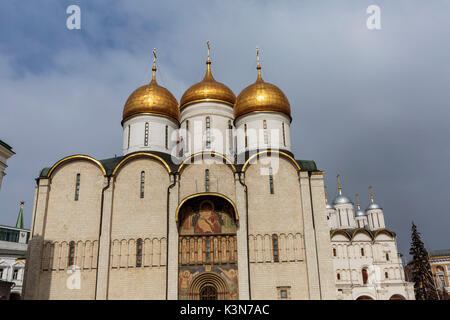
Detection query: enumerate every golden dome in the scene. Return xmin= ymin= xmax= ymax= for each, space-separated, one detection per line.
xmin=234 ymin=54 xmax=290 ymax=120
xmin=123 ymin=54 xmax=180 ymax=122
xmin=180 ymin=60 xmax=236 ymax=110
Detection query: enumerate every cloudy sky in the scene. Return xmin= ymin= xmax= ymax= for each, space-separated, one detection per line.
xmin=0 ymin=1 xmax=449 ymax=258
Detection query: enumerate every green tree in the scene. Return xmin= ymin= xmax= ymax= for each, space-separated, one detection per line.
xmin=409 ymin=222 xmax=439 ymax=300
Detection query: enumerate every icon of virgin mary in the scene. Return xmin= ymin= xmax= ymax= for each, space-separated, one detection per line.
xmin=194 ymin=201 xmax=221 ymax=234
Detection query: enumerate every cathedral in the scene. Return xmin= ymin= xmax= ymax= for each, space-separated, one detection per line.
xmin=22 ymin=44 xmax=411 ymax=300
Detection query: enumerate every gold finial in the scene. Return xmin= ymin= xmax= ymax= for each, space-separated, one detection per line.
xmin=369 ymin=185 xmax=374 ymax=202
xmin=337 ymin=174 xmax=342 ymax=194
xmin=207 ymin=40 xmax=211 ymax=63
xmin=151 ymin=48 xmax=157 ymax=82
xmin=356 ymin=193 xmax=360 ymax=209
xmin=203 ymin=40 xmax=214 ymax=80
xmin=256 ymin=46 xmax=262 ymax=81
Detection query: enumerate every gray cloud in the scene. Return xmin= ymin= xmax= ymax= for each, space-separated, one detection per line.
xmin=0 ymin=1 xmax=449 ymax=257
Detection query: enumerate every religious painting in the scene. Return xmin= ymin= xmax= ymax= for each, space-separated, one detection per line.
xmin=179 ymin=196 xmax=237 ymax=235
xmin=178 ymin=264 xmax=239 ymax=300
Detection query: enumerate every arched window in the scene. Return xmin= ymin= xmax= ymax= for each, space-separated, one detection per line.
xmin=386 ymin=253 xmax=390 ymax=261
xmin=74 ymin=173 xmax=81 ymax=201
xmin=200 ymin=285 xmax=217 ymax=300
xmin=136 ymin=239 xmax=143 ymax=267
xmin=362 ymin=268 xmax=368 ymax=284
xmin=185 ymin=120 xmax=189 ymax=152
xmin=205 ymin=117 xmax=211 ymax=148
xmin=140 ymin=171 xmax=145 ymax=198
xmin=165 ymin=125 xmax=169 ymax=149
xmin=333 ymin=248 xmax=337 ymax=257
xmin=282 ymin=122 xmax=286 ymax=146
xmin=269 ymin=167 xmax=274 ymax=194
xmin=228 ymin=120 xmax=233 ymax=154
xmin=263 ymin=120 xmax=268 ymax=145
xmin=144 ymin=122 xmax=149 ymax=146
xmin=127 ymin=125 xmax=131 ymax=148
xmin=337 ymin=273 xmax=341 ymax=280
xmin=205 ymin=169 xmax=210 ymax=192
xmin=68 ymin=241 xmax=75 ymax=267
xmin=361 ymin=248 xmax=365 ymax=256
xmin=385 ymin=271 xmax=389 ymax=279
xmin=244 ymin=124 xmax=248 ymax=148
xmin=272 ymin=234 xmax=279 ymax=262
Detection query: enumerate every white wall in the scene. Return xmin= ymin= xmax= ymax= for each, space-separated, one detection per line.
xmin=235 ymin=112 xmax=291 ymax=154
xmin=122 ymin=114 xmax=179 ymax=156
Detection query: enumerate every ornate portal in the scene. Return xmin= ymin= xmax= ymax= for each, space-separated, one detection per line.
xmin=178 ymin=195 xmax=238 ymax=300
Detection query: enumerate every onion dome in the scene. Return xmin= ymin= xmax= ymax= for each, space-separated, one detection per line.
xmin=333 ymin=174 xmax=353 ymax=205
xmin=354 ymin=193 xmax=366 ymax=217
xmin=123 ymin=49 xmax=180 ymax=122
xmin=366 ymin=185 xmax=382 ymax=210
xmin=234 ymin=47 xmax=291 ymax=120
xmin=324 ymin=186 xmax=334 ymax=209
xmin=180 ymin=41 xmax=236 ymax=110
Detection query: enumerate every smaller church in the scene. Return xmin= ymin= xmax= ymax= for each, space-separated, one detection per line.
xmin=327 ymin=176 xmax=414 ymax=300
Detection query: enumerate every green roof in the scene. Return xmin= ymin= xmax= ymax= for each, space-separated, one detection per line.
xmin=430 ymin=249 xmax=450 ymax=257
xmin=38 ymin=149 xmax=320 ymax=178
xmin=0 ymin=139 xmax=14 ymax=152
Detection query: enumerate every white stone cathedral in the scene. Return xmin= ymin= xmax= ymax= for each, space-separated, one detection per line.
xmin=23 ymin=45 xmax=412 ymax=300
xmin=327 ymin=176 xmax=414 ymax=300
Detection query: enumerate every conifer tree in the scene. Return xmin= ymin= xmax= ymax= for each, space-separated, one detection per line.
xmin=409 ymin=222 xmax=439 ymax=300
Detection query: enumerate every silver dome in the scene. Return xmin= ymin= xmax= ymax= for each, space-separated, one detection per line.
xmin=326 ymin=202 xmax=334 ymax=210
xmin=366 ymin=202 xmax=381 ymax=210
xmin=333 ymin=194 xmax=352 ymax=205
xmin=355 ymin=208 xmax=367 ymax=217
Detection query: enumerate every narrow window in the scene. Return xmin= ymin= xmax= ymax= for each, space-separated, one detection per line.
xmin=269 ymin=167 xmax=274 ymax=194
xmin=206 ymin=237 xmax=211 ymax=264
xmin=186 ymin=120 xmax=189 ymax=152
xmin=282 ymin=122 xmax=286 ymax=147
xmin=272 ymin=234 xmax=279 ymax=262
xmin=13 ymin=269 xmax=19 ymax=280
xmin=244 ymin=124 xmax=248 ymax=148
xmin=333 ymin=248 xmax=337 ymax=257
xmin=385 ymin=271 xmax=389 ymax=279
xmin=337 ymin=273 xmax=341 ymax=280
xmin=362 ymin=268 xmax=368 ymax=284
xmin=144 ymin=122 xmax=149 ymax=146
xmin=205 ymin=117 xmax=211 ymax=148
xmin=280 ymin=289 xmax=287 ymax=299
xmin=127 ymin=125 xmax=131 ymax=148
xmin=205 ymin=169 xmax=210 ymax=192
xmin=68 ymin=241 xmax=75 ymax=267
xmin=386 ymin=253 xmax=390 ymax=261
xmin=0 ymin=268 xmax=4 ymax=279
xmin=74 ymin=173 xmax=81 ymax=201
xmin=228 ymin=120 xmax=233 ymax=154
xmin=165 ymin=125 xmax=169 ymax=149
xmin=140 ymin=171 xmax=145 ymax=198
xmin=263 ymin=120 xmax=268 ymax=145
xmin=361 ymin=248 xmax=365 ymax=256
xmin=136 ymin=239 xmax=143 ymax=267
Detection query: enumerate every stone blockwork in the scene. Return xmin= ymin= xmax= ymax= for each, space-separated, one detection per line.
xmin=23 ymin=153 xmax=336 ymax=300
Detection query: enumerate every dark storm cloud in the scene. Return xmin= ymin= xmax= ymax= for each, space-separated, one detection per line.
xmin=0 ymin=1 xmax=449 ymax=258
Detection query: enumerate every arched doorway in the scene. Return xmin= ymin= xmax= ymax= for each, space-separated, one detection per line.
xmin=389 ymin=294 xmax=406 ymax=300
xmin=177 ymin=194 xmax=239 ymax=300
xmin=356 ymin=295 xmax=374 ymax=300
xmin=200 ymin=285 xmax=218 ymax=300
